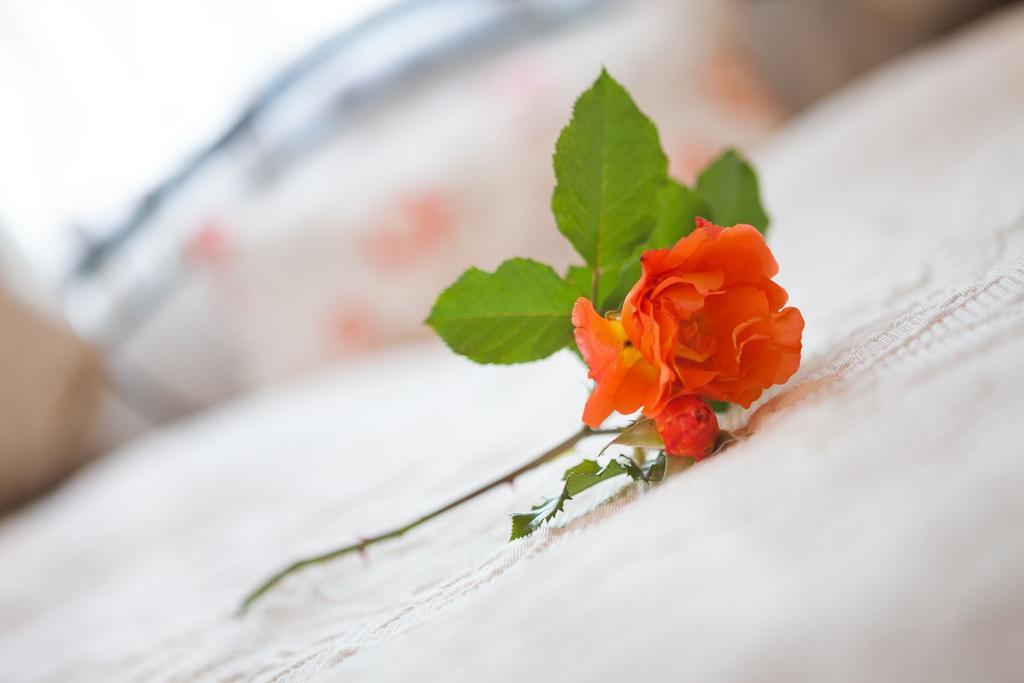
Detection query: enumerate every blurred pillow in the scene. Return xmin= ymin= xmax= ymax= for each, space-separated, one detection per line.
xmin=219 ymin=0 xmax=781 ymax=388
xmin=107 ymin=0 xmax=783 ymax=403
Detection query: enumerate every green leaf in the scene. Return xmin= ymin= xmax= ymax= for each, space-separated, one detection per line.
xmin=597 ymin=418 xmax=664 ymax=456
xmin=593 ymin=180 xmax=706 ymax=311
xmin=590 ymin=180 xmax=702 ymax=311
xmin=426 ymin=258 xmax=580 ymax=364
xmin=551 ymin=69 xmax=668 ymax=296
xmin=601 ymin=259 xmax=640 ymax=314
xmin=510 ymin=491 xmax=570 ymax=542
xmin=707 ymin=400 xmax=732 ymax=413
xmin=641 ymin=450 xmax=668 ymax=482
xmin=565 ymin=265 xmax=592 ymax=298
xmin=565 ymin=264 xmax=625 ymax=314
xmin=695 ymin=149 xmax=770 ymax=233
xmin=510 ymin=451 xmax=667 ymax=540
xmin=651 ymin=179 xmax=708 ymax=249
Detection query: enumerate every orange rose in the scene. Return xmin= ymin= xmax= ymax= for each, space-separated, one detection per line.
xmin=573 ymin=218 xmax=803 ymax=428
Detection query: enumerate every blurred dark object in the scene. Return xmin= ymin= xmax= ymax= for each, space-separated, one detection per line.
xmin=0 ymin=286 xmax=103 ymax=512
xmin=739 ymin=0 xmax=1014 ymax=110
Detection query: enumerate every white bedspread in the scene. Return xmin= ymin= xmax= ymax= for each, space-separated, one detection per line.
xmin=2 ymin=6 xmax=1023 ymax=681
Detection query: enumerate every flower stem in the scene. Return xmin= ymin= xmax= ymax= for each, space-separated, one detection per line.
xmin=238 ymin=425 xmax=619 ymax=615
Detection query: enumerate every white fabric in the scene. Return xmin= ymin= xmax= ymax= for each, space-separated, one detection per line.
xmin=3 ymin=6 xmax=1024 ymax=681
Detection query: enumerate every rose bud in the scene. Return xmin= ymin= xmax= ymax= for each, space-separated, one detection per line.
xmin=654 ymin=396 xmax=719 ymax=459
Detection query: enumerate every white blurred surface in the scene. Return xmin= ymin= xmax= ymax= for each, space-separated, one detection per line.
xmin=0 ymin=0 xmax=391 ymax=280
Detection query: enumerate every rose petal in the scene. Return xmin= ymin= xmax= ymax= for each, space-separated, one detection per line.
xmin=572 ymin=297 xmax=627 ymax=380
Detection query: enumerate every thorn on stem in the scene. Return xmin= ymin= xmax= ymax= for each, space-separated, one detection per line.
xmin=355 ymin=538 xmax=371 ymax=564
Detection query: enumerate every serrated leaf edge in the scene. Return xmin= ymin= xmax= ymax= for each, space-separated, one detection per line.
xmin=509 ymin=451 xmax=667 ymax=541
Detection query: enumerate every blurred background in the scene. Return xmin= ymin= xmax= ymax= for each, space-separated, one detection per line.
xmin=0 ymin=0 xmax=1014 ymax=511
